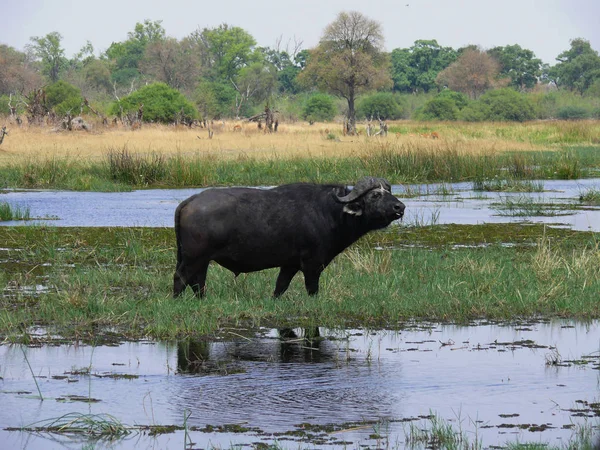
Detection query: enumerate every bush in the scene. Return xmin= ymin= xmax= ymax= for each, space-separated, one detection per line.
xmin=302 ymin=93 xmax=337 ymax=123
xmin=476 ymin=88 xmax=535 ymax=122
xmin=356 ymin=92 xmax=405 ymax=120
xmin=110 ymin=83 xmax=197 ymax=123
xmin=436 ymin=89 xmax=469 ymax=109
xmin=414 ymin=97 xmax=459 ymax=121
xmin=557 ymin=105 xmax=590 ymax=120
xmin=459 ymin=102 xmax=491 ymax=122
xmin=45 ymin=81 xmax=83 ymax=117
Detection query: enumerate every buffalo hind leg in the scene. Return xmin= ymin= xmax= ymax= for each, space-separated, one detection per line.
xmin=303 ymin=270 xmax=322 ymax=296
xmin=174 ymin=260 xmax=209 ymax=298
xmin=173 ymin=267 xmax=186 ymax=297
xmin=273 ymin=267 xmax=298 ymax=297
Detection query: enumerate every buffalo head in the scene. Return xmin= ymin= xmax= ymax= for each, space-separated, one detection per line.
xmin=335 ymin=177 xmax=405 ymax=228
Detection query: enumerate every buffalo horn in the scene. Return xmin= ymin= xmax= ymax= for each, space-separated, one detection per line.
xmin=335 ymin=177 xmax=391 ymax=203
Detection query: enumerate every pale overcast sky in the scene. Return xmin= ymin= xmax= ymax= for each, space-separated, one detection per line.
xmin=2 ymin=0 xmax=599 ymax=64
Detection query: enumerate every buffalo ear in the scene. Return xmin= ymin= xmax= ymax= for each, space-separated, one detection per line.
xmin=343 ymin=202 xmax=363 ymax=216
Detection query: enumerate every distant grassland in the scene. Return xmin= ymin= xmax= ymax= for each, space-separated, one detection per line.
xmin=0 ymin=120 xmax=599 ymax=191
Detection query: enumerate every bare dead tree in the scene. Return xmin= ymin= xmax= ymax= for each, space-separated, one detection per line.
xmin=83 ymin=97 xmax=107 ymax=125
xmin=247 ymin=103 xmax=279 ymax=133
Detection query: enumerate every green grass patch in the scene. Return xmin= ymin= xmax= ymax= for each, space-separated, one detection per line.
xmin=0 ymin=224 xmax=598 ymax=343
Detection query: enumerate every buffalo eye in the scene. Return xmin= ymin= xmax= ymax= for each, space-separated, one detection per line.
xmin=372 ymin=191 xmax=382 ymax=199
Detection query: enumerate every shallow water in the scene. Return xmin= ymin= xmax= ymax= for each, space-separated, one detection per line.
xmin=1 ymin=178 xmax=599 ymax=231
xmin=1 ymin=321 xmax=599 ymax=449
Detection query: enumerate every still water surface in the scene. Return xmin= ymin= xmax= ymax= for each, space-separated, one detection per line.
xmin=1 ymin=321 xmax=599 ymax=449
xmin=1 ymin=178 xmax=599 ymax=231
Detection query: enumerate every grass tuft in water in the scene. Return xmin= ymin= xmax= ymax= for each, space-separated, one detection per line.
xmin=0 ymin=202 xmax=30 ymax=221
xmin=16 ymin=413 xmax=131 ymax=437
xmin=492 ymin=196 xmax=573 ymax=217
xmin=579 ymin=188 xmax=600 ymax=205
xmin=472 ymin=179 xmax=544 ymax=193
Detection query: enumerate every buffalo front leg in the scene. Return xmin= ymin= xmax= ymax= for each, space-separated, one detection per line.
xmin=273 ymin=267 xmax=298 ymax=297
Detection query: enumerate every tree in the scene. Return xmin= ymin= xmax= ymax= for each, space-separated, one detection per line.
xmin=105 ymin=20 xmax=166 ymax=87
xmin=109 ymin=82 xmax=197 ymax=123
xmin=488 ymin=44 xmax=542 ymax=91
xmin=436 ymin=48 xmax=505 ymax=99
xmin=0 ymin=45 xmax=43 ymax=95
xmin=390 ymin=40 xmax=457 ymax=93
xmin=27 ymin=32 xmax=67 ymax=82
xmin=548 ymin=38 xmax=600 ymax=94
xmin=190 ymin=24 xmax=258 ymax=81
xmin=298 ymin=11 xmax=391 ymax=134
xmin=231 ymin=62 xmax=277 ymax=118
xmin=141 ymin=37 xmax=201 ymax=94
xmin=195 ymin=81 xmax=237 ymax=119
xmin=45 ymin=80 xmax=83 ymax=116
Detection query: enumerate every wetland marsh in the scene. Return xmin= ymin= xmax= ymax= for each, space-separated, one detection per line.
xmin=1 ymin=123 xmax=600 ymax=448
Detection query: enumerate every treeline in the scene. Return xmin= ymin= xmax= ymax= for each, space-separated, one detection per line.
xmin=1 ymin=15 xmax=599 ymax=126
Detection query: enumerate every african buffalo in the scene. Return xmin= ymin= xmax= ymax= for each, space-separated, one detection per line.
xmin=173 ymin=177 xmax=405 ymax=297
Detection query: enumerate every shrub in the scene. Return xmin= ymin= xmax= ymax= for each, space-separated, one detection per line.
xmin=414 ymin=97 xmax=459 ymax=121
xmin=436 ymin=89 xmax=469 ymax=109
xmin=302 ymin=93 xmax=337 ymax=123
xmin=45 ymin=80 xmax=83 ymax=117
xmin=476 ymin=88 xmax=535 ymax=122
xmin=357 ymin=92 xmax=405 ymax=120
xmin=557 ymin=105 xmax=590 ymax=120
xmin=459 ymin=102 xmax=491 ymax=122
xmin=110 ymin=82 xmax=198 ymax=123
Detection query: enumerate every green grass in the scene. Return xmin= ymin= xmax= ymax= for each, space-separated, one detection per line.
xmin=0 ymin=224 xmax=598 ymax=342
xmin=579 ymin=187 xmax=600 ymax=205
xmin=492 ymin=196 xmax=574 ymax=217
xmin=472 ymin=179 xmax=544 ymax=192
xmin=0 ymin=201 xmax=30 ymax=221
xmin=1 ymin=146 xmax=599 ymax=191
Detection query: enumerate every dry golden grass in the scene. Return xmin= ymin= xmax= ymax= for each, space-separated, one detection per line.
xmin=1 ymin=119 xmax=597 ymax=165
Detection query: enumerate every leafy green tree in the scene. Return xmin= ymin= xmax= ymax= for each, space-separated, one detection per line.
xmin=357 ymin=92 xmax=405 ymax=119
xmin=390 ymin=40 xmax=457 ymax=93
xmin=298 ymin=11 xmax=391 ymax=134
xmin=302 ymin=93 xmax=337 ymax=122
xmin=195 ymin=81 xmax=238 ymax=119
xmin=488 ymin=44 xmax=542 ymax=90
xmin=109 ymin=82 xmax=197 ymax=123
xmin=231 ymin=62 xmax=277 ymax=117
xmin=105 ymin=20 xmax=166 ymax=86
xmin=191 ymin=24 xmax=258 ymax=81
xmin=45 ymin=80 xmax=83 ymax=116
xmin=27 ymin=32 xmax=67 ymax=82
xmin=549 ymin=38 xmax=600 ymax=94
